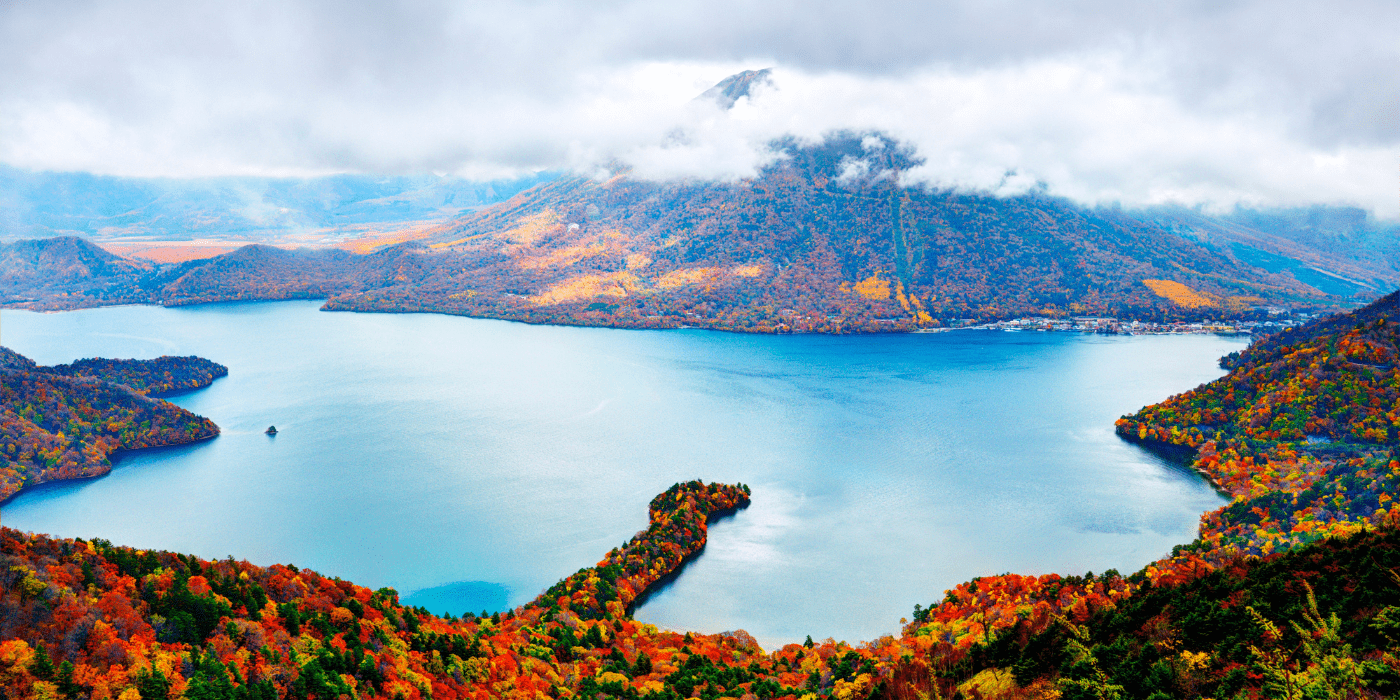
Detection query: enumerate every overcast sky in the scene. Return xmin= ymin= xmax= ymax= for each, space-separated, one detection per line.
xmin=1 ymin=0 xmax=1396 ymax=216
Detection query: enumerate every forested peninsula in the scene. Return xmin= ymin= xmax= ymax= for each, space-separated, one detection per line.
xmin=0 ymin=350 xmax=224 ymax=502
xmin=0 ymin=294 xmax=1398 ymax=699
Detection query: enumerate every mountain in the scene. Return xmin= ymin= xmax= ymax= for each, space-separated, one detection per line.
xmin=698 ymin=68 xmax=773 ymax=109
xmin=2 ymin=134 xmax=1395 ymax=331
xmin=0 ymin=236 xmax=151 ymax=304
xmin=321 ymin=132 xmax=1390 ymax=330
xmin=0 ymin=238 xmax=370 ymax=308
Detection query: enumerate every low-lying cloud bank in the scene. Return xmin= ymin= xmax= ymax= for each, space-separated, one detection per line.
xmin=626 ymin=60 xmax=1398 ymax=220
xmin=1 ymin=0 xmax=1394 ymax=218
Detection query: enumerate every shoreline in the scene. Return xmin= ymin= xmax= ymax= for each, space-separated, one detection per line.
xmin=0 ymin=431 xmax=221 ymax=508
xmin=0 ymin=357 xmax=225 ymax=507
xmin=1119 ymin=434 xmax=1231 ymax=496
xmin=3 ymin=295 xmax=1294 ymax=337
xmin=625 ymin=503 xmax=748 ymax=616
xmin=3 ymin=301 xmax=1262 ymax=650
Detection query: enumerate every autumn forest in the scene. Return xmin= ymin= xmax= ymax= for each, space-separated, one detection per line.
xmin=0 ymin=291 xmax=1396 ymax=699
xmin=0 ymin=350 xmax=223 ymax=502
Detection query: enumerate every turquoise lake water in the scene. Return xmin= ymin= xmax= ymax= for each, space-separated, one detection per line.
xmin=0 ymin=301 xmax=1242 ymax=648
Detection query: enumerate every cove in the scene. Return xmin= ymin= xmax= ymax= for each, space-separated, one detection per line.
xmin=0 ymin=301 xmax=1242 ymax=649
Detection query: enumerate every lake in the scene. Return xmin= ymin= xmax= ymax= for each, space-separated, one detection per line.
xmin=0 ymin=301 xmax=1241 ymax=648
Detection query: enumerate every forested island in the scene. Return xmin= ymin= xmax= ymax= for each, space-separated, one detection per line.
xmin=0 ymin=291 xmax=1396 ymax=698
xmin=0 ymin=351 xmax=224 ymax=502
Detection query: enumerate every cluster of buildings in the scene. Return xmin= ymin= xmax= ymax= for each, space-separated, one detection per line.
xmin=949 ymin=315 xmax=1320 ymax=335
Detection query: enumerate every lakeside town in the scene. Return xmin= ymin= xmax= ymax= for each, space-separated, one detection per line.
xmin=948 ymin=312 xmax=1322 ymax=335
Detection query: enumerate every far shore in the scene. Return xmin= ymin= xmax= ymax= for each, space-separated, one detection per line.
xmin=3 ymin=294 xmax=1303 ymax=339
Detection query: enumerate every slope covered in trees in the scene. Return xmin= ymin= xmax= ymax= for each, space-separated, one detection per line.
xmin=907 ymin=526 xmax=1400 ymax=699
xmin=0 ymin=349 xmax=223 ymax=501
xmin=0 ymin=237 xmax=153 ymax=307
xmin=0 ymin=239 xmax=375 ymax=310
xmin=377 ymin=133 xmax=1370 ymax=332
xmin=3 ymin=134 xmax=1392 ymax=333
xmin=41 ymin=357 xmax=228 ymax=397
xmin=2 ymin=480 xmax=1399 ymax=700
xmin=536 ymin=481 xmax=751 ymax=621
xmin=1116 ymin=291 xmax=1399 ymax=559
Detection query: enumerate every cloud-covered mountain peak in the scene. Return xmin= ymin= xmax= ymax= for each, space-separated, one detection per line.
xmin=698 ymin=68 xmax=774 ymax=109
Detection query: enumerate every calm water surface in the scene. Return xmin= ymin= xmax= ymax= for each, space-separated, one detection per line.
xmin=1 ymin=301 xmax=1241 ymax=648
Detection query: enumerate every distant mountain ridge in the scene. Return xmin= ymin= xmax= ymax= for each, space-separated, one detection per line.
xmin=1125 ymin=204 xmax=1399 ymax=296
xmin=0 ymin=165 xmax=557 ymax=243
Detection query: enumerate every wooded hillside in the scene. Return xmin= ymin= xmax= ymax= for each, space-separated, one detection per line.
xmin=0 ymin=350 xmax=223 ymax=501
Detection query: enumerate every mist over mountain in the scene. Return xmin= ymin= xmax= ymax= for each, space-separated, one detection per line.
xmin=1220 ymin=205 xmax=1400 ymax=277
xmin=0 ymin=166 xmax=556 ymax=242
xmin=1 ymin=62 xmax=1395 ymax=332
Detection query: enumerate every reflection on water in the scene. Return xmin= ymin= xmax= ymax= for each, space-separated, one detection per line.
xmin=402 ymin=581 xmax=510 ymax=618
xmin=1 ymin=301 xmax=1242 ymax=648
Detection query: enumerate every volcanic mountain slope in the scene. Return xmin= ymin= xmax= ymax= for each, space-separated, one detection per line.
xmin=319 ymin=133 xmax=1366 ymax=331
xmin=1127 ymin=205 xmax=1397 ymax=298
xmin=699 ymin=67 xmax=773 ymax=109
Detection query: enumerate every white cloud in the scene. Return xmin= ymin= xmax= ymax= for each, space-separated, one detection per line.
xmin=622 ymin=60 xmax=1400 ymax=218
xmin=0 ymin=0 xmax=1394 ymax=217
